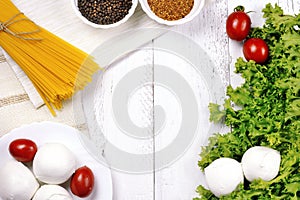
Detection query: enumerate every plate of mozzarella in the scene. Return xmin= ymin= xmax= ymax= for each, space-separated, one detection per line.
xmin=0 ymin=121 xmax=113 ymax=200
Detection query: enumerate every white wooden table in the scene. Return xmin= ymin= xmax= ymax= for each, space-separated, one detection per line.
xmin=0 ymin=0 xmax=298 ymax=199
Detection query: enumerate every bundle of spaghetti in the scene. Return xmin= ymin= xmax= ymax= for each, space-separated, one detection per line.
xmin=0 ymin=0 xmax=100 ymax=116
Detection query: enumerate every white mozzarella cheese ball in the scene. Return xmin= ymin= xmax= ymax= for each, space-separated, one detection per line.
xmin=33 ymin=143 xmax=77 ymax=184
xmin=204 ymin=157 xmax=244 ymax=197
xmin=241 ymin=146 xmax=281 ymax=182
xmin=33 ymin=185 xmax=72 ymax=200
xmin=0 ymin=160 xmax=39 ymax=200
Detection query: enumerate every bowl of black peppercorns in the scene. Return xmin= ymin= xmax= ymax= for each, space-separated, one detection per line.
xmin=72 ymin=0 xmax=138 ymax=28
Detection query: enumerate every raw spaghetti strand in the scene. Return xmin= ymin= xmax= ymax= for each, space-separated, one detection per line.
xmin=0 ymin=0 xmax=100 ymax=116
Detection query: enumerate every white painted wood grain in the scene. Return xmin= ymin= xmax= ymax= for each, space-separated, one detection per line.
xmin=94 ymin=47 xmax=155 ymax=200
xmin=1 ymin=0 xmax=298 ymax=200
xmin=173 ymin=0 xmax=230 ymax=88
xmin=55 ymin=0 xmax=228 ymax=199
xmin=154 ymin=1 xmax=230 ymax=199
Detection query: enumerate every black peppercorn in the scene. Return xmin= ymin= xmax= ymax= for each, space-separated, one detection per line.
xmin=78 ymin=0 xmax=133 ymax=25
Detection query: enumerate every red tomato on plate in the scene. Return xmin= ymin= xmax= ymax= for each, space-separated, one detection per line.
xmin=226 ymin=6 xmax=251 ymax=41
xmin=243 ymin=38 xmax=269 ymax=64
xmin=71 ymin=166 xmax=95 ymax=198
xmin=9 ymin=139 xmax=38 ymax=162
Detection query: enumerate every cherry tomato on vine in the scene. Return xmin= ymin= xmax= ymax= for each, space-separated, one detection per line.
xmin=226 ymin=6 xmax=251 ymax=41
xmin=70 ymin=166 xmax=95 ymax=198
xmin=9 ymin=139 xmax=38 ymax=162
xmin=243 ymin=38 xmax=269 ymax=64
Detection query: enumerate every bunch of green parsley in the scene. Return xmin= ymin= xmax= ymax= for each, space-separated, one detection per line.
xmin=195 ymin=3 xmax=300 ymax=200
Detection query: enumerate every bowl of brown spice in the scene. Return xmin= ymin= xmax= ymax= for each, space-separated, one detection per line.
xmin=139 ymin=0 xmax=205 ymax=26
xmin=71 ymin=0 xmax=138 ymax=28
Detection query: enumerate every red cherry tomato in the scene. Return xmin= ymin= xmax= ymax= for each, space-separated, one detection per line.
xmin=70 ymin=166 xmax=95 ymax=198
xmin=9 ymin=139 xmax=38 ymax=162
xmin=243 ymin=38 xmax=269 ymax=64
xmin=226 ymin=6 xmax=251 ymax=41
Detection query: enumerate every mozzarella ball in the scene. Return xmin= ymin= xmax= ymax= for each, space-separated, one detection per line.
xmin=241 ymin=146 xmax=281 ymax=182
xmin=204 ymin=157 xmax=244 ymax=197
xmin=0 ymin=160 xmax=39 ymax=200
xmin=33 ymin=143 xmax=77 ymax=184
xmin=33 ymin=185 xmax=72 ymax=200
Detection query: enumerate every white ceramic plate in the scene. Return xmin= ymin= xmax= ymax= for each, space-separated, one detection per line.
xmin=0 ymin=121 xmax=113 ymax=200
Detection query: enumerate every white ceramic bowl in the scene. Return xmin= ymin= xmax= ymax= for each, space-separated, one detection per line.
xmin=139 ymin=0 xmax=206 ymax=26
xmin=71 ymin=0 xmax=138 ymax=29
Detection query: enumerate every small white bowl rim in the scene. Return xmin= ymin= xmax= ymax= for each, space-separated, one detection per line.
xmin=71 ymin=0 xmax=138 ymax=29
xmin=139 ymin=0 xmax=205 ymax=26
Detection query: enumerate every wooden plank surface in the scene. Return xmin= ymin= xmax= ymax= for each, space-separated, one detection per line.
xmin=91 ymin=1 xmax=230 ymax=199
xmin=0 ymin=0 xmax=298 ymax=200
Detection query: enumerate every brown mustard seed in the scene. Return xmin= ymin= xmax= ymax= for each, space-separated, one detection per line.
xmin=78 ymin=0 xmax=133 ymax=25
xmin=147 ymin=0 xmax=194 ymax=21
